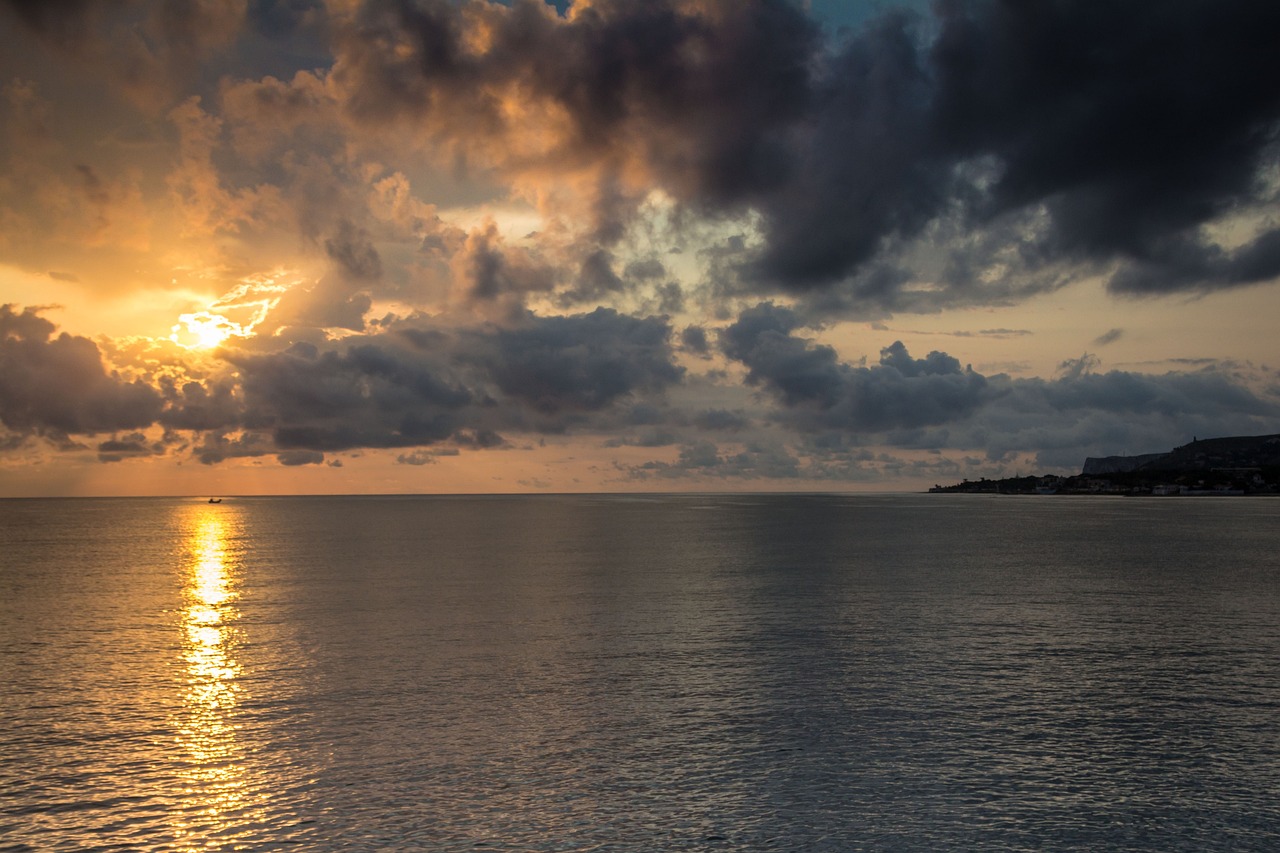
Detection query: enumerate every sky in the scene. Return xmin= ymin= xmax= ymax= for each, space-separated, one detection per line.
xmin=1 ymin=0 xmax=1278 ymax=496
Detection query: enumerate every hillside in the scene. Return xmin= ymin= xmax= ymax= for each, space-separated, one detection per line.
xmin=934 ymin=433 xmax=1280 ymax=495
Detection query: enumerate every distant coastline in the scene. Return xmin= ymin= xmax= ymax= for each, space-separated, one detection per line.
xmin=930 ymin=433 xmax=1280 ymax=495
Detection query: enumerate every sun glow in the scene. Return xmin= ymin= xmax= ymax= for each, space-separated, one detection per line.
xmin=170 ymin=311 xmax=248 ymax=350
xmin=172 ymin=504 xmax=268 ymax=842
xmin=167 ymin=270 xmax=295 ymax=350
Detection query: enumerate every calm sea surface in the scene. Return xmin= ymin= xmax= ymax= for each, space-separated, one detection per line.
xmin=2 ymin=494 xmax=1279 ymax=851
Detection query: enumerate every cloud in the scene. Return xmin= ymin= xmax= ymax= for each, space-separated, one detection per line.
xmin=325 ymin=219 xmax=383 ymax=280
xmin=97 ymin=434 xmax=157 ymax=463
xmin=0 ymin=305 xmax=164 ymax=437
xmin=174 ymin=306 xmax=683 ymax=457
xmin=680 ymin=325 xmax=710 ymax=355
xmin=626 ymin=440 xmax=803 ymax=480
xmin=4 ymin=1 xmax=1280 ymax=487
xmin=1093 ymin=328 xmax=1124 ymax=347
xmin=277 ymin=449 xmax=325 ymax=466
xmin=717 ymin=301 xmax=1279 ymax=468
xmin=467 ymin=307 xmax=683 ymax=416
xmin=13 ymin=0 xmax=1275 ymax=327
xmin=720 ymin=302 xmax=993 ymax=430
xmin=314 ymin=0 xmax=1279 ymax=313
xmin=0 ymin=0 xmax=250 ymax=111
xmin=396 ymin=449 xmax=439 ymax=465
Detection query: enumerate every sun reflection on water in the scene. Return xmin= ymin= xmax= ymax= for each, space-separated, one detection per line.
xmin=174 ymin=504 xmax=257 ymax=844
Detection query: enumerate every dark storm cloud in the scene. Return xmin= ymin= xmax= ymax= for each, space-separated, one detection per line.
xmin=957 ymin=366 xmax=1279 ymax=471
xmin=928 ymin=2 xmax=1280 ymax=285
xmin=749 ymin=0 xmax=1280 ymax=301
xmin=8 ymin=0 xmax=1279 ymax=308
xmin=0 ymin=298 xmax=686 ymax=458
xmin=277 ymin=448 xmax=325 ymax=465
xmin=157 ymin=377 xmax=240 ymax=432
xmin=0 ymin=305 xmax=164 ymax=437
xmin=720 ymin=300 xmax=1279 ymax=448
xmin=749 ymin=10 xmax=939 ymax=290
xmin=1106 ymin=228 xmax=1280 ymax=295
xmin=714 ymin=301 xmax=1279 ymax=473
xmin=720 ymin=302 xmax=993 ymax=431
xmin=679 ymin=325 xmax=709 ymax=355
xmin=330 ymin=0 xmax=819 ymax=220
xmin=176 ymin=307 xmax=685 ymax=457
xmin=327 ymin=0 xmax=1280 ymax=307
xmin=96 ymin=433 xmax=157 ymax=463
xmin=227 ymin=338 xmax=474 ymax=452
xmin=468 ymin=307 xmax=684 ymax=415
xmin=719 ymin=302 xmax=845 ymax=407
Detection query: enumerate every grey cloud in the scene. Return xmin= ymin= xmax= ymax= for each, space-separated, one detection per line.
xmin=750 ymin=11 xmax=938 ymax=290
xmin=1107 ymin=228 xmax=1280 ymax=296
xmin=325 ymin=219 xmax=383 ymax=280
xmin=330 ymin=0 xmax=818 ymax=227
xmin=158 ymin=377 xmax=240 ymax=432
xmin=396 ymin=449 xmax=437 ymax=465
xmin=277 ymin=449 xmax=325 ymax=466
xmin=330 ymin=0 xmax=1280 ymax=309
xmin=603 ymin=428 xmax=680 ymax=449
xmin=1093 ymin=328 xmax=1124 ymax=347
xmin=560 ymin=249 xmax=624 ymax=306
xmin=693 ymin=408 xmax=749 ymax=432
xmin=461 ymin=222 xmax=558 ymax=303
xmin=927 ymin=1 xmax=1280 ymax=297
xmin=190 ymin=307 xmax=683 ymax=456
xmin=472 ymin=307 xmax=683 ymax=415
xmin=624 ymin=258 xmax=665 ymax=280
xmin=680 ymin=325 xmax=709 ymax=355
xmin=967 ymin=368 xmax=1279 ymax=474
xmin=1 ymin=0 xmax=249 ymax=110
xmin=193 ymin=430 xmax=271 ymax=465
xmin=716 ymin=298 xmax=1274 ymax=471
xmin=228 ymin=338 xmax=474 ymax=452
xmin=452 ymin=428 xmax=504 ymax=449
xmin=721 ymin=303 xmax=992 ymax=432
xmin=719 ymin=302 xmax=846 ymax=408
xmin=628 ymin=440 xmax=802 ymax=480
xmin=97 ymin=434 xmax=156 ymax=463
xmin=275 ymin=276 xmax=373 ymax=332
xmin=12 ymin=0 xmax=1280 ymax=314
xmin=623 ymin=436 xmax=921 ymax=483
xmin=718 ymin=301 xmax=1277 ymax=461
xmin=247 ymin=0 xmax=326 ymax=40
xmin=0 ymin=305 xmax=164 ymax=437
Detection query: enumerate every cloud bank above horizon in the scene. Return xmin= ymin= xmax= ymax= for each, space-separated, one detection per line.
xmin=1 ymin=0 xmax=1278 ymax=493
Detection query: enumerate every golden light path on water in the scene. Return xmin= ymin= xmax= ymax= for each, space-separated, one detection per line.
xmin=173 ymin=504 xmax=262 ymax=846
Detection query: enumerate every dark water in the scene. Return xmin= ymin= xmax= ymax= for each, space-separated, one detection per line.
xmin=2 ymin=494 xmax=1279 ymax=851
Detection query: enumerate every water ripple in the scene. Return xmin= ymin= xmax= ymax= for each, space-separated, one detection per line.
xmin=2 ymin=496 xmax=1279 ymax=850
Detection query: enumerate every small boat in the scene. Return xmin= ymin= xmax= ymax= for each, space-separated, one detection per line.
xmin=208 ymin=498 xmax=222 ymax=504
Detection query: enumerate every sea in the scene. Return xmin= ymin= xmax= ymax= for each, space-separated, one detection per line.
xmin=1 ymin=494 xmax=1278 ymax=851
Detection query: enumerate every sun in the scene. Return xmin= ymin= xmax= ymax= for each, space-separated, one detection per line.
xmin=170 ymin=312 xmax=246 ymax=350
